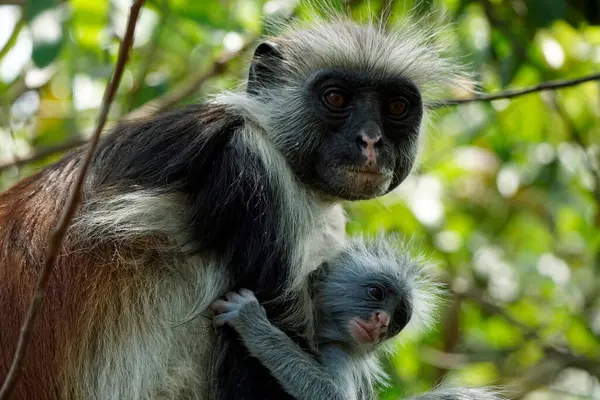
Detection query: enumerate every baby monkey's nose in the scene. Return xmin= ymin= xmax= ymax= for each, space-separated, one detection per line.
xmin=375 ymin=311 xmax=390 ymax=328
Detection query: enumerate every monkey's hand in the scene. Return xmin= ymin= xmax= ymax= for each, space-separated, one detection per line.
xmin=210 ymin=289 xmax=267 ymax=333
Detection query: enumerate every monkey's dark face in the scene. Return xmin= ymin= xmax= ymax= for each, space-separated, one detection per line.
xmin=301 ymin=69 xmax=423 ymax=200
xmin=246 ymin=41 xmax=425 ymax=200
xmin=314 ymin=265 xmax=413 ymax=350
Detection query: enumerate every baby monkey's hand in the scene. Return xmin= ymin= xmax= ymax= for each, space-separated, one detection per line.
xmin=210 ymin=289 xmax=267 ymax=330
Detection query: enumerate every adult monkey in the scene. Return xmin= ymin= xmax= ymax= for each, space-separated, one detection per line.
xmin=0 ymin=9 xmax=469 ymax=400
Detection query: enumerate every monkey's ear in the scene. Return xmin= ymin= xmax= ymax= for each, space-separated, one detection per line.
xmin=254 ymin=41 xmax=280 ymax=58
xmin=307 ymin=262 xmax=330 ymax=293
xmin=318 ymin=262 xmax=331 ymax=277
xmin=247 ymin=41 xmax=283 ymax=95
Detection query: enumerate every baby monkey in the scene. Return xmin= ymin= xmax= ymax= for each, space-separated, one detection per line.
xmin=212 ymin=237 xmax=501 ymax=400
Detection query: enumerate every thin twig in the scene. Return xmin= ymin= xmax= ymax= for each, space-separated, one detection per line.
xmin=0 ymin=137 xmax=88 ymax=171
xmin=479 ymin=0 xmax=528 ymax=62
xmin=0 ymin=1 xmax=146 ymax=398
xmin=0 ymin=0 xmax=25 ymax=5
xmin=460 ymin=289 xmax=600 ymax=378
xmin=124 ymin=40 xmax=253 ymax=121
xmin=1 ymin=70 xmax=599 ymax=173
xmin=433 ymin=72 xmax=600 ymax=107
xmin=124 ymin=1 xmax=169 ymax=113
xmin=546 ymin=92 xmax=600 ymax=203
xmin=435 ymin=293 xmax=461 ymax=382
xmin=459 ymin=289 xmax=547 ymax=342
xmin=0 ymin=40 xmax=253 ymax=173
xmin=0 ymin=18 xmax=23 ymax=61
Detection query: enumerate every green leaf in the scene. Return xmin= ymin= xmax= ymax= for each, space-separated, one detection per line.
xmin=566 ymin=320 xmax=600 ymax=356
xmin=32 ymin=41 xmax=63 ymax=68
xmin=169 ymin=0 xmax=238 ymax=30
xmin=525 ymin=0 xmax=568 ymax=28
xmin=24 ymin=0 xmax=58 ymax=22
xmin=483 ymin=316 xmax=524 ymax=348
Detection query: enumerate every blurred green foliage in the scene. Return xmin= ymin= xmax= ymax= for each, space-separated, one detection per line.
xmin=0 ymin=0 xmax=599 ymax=399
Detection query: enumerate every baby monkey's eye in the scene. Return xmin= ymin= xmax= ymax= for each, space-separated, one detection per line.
xmin=367 ymin=285 xmax=386 ymax=301
xmin=393 ymin=309 xmax=410 ymax=329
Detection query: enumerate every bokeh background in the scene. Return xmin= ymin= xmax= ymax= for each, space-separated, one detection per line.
xmin=0 ymin=0 xmax=599 ymax=399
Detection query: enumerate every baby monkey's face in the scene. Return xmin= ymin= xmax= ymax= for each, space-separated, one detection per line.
xmin=314 ymin=266 xmax=414 ymax=350
xmin=347 ymin=282 xmax=412 ymax=346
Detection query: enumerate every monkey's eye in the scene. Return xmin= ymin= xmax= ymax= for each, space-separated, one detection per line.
xmin=392 ymin=299 xmax=412 ymax=331
xmin=387 ymin=97 xmax=410 ymax=119
xmin=393 ymin=309 xmax=410 ymax=331
xmin=367 ymin=285 xmax=386 ymax=301
xmin=322 ymin=89 xmax=348 ymax=110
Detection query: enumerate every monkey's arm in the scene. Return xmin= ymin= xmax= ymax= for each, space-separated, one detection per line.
xmin=406 ymin=387 xmax=503 ymax=400
xmin=211 ymin=290 xmax=348 ymax=400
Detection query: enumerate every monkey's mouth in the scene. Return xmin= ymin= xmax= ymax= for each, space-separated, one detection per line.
xmin=340 ymin=165 xmax=392 ymax=183
xmin=341 ymin=165 xmax=391 ymax=179
xmin=345 ymin=170 xmax=386 ymax=179
xmin=340 ymin=167 xmax=393 ymax=198
xmin=316 ymin=165 xmax=394 ymax=200
xmin=349 ymin=318 xmax=381 ymax=344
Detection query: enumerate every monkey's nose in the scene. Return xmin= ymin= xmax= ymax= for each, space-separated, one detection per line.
xmin=356 ymin=133 xmax=381 ymax=163
xmin=375 ymin=311 xmax=390 ymax=328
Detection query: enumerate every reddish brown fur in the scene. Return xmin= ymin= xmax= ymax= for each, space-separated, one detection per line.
xmin=0 ymin=155 xmax=150 ymax=400
xmin=0 ymin=156 xmax=86 ymax=399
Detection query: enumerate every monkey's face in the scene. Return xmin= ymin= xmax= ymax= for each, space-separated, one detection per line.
xmin=247 ymin=46 xmax=424 ymax=200
xmin=296 ymin=69 xmax=424 ymax=200
xmin=314 ymin=266 xmax=413 ymax=349
xmin=246 ymin=19 xmax=468 ymax=199
xmin=306 ymin=70 xmax=423 ymax=199
xmin=346 ymin=281 xmax=412 ymax=348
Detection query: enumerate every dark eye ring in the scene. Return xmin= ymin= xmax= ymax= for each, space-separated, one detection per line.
xmin=393 ymin=299 xmax=412 ymax=331
xmin=321 ymin=88 xmax=349 ymax=111
xmin=387 ymin=97 xmax=410 ymax=119
xmin=367 ymin=285 xmax=386 ymax=301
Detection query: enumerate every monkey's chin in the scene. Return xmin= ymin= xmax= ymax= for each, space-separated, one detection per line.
xmin=320 ymin=168 xmax=393 ymax=200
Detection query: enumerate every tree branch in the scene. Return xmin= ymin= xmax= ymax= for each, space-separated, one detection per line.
xmin=124 ymin=1 xmax=169 ymax=113
xmin=545 ymin=92 xmax=600 ymax=224
xmin=460 ymin=289 xmax=600 ymax=380
xmin=0 ymin=137 xmax=88 ymax=171
xmin=0 ymin=1 xmax=146 ymax=398
xmin=2 ymin=69 xmax=598 ymax=173
xmin=433 ymin=72 xmax=600 ymax=107
xmin=0 ymin=40 xmax=253 ymax=173
xmin=0 ymin=0 xmax=25 ymax=5
xmin=0 ymin=18 xmax=23 ymax=61
xmin=124 ymin=40 xmax=253 ymax=121
xmin=479 ymin=0 xmax=528 ymax=62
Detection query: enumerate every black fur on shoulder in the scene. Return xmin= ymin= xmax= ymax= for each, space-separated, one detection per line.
xmin=83 ymin=103 xmax=307 ymax=399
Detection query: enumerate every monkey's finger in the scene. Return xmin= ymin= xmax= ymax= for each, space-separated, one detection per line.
xmin=209 ymin=300 xmax=232 ymax=314
xmin=213 ymin=312 xmax=237 ymax=327
xmin=239 ymin=288 xmax=256 ymax=299
xmin=225 ymin=291 xmax=245 ymax=303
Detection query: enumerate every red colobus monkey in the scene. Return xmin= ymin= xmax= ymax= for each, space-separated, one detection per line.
xmin=0 ymin=11 xmax=470 ymax=400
